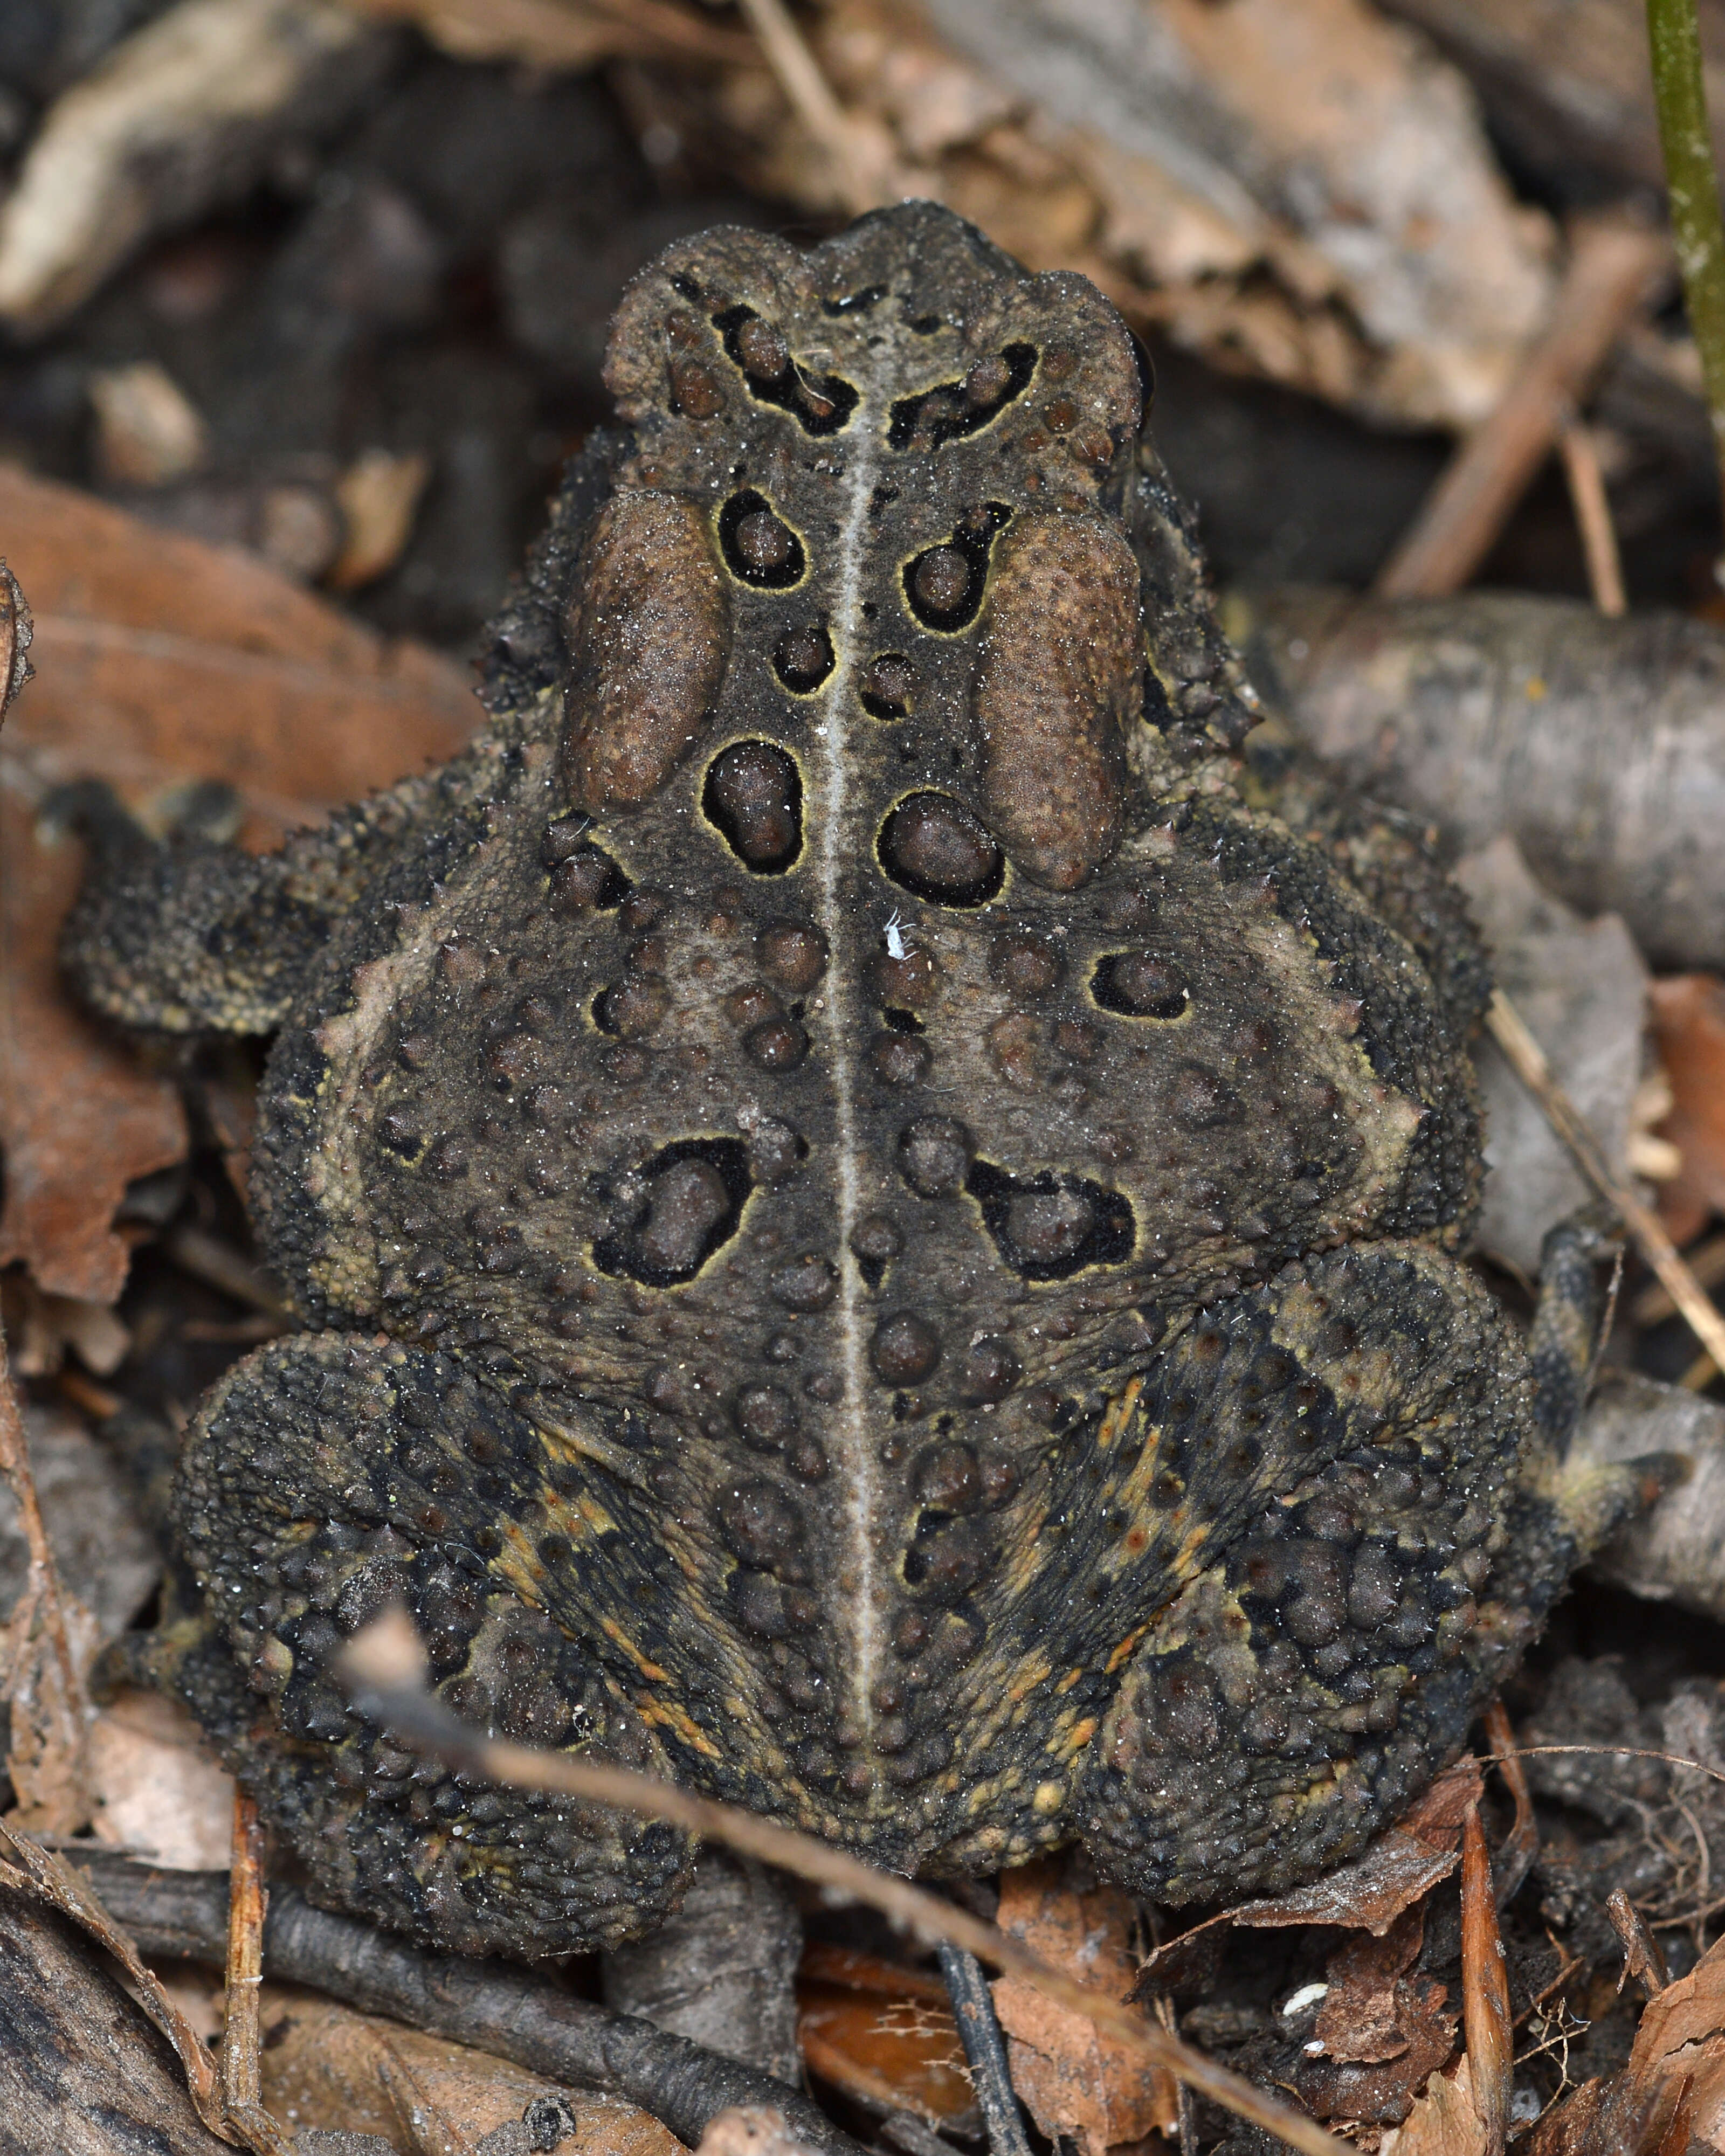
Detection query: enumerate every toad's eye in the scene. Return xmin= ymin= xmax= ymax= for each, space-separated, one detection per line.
xmin=887 ymin=342 xmax=1037 ymax=450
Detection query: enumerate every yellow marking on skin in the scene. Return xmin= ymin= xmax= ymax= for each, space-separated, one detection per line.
xmin=1061 ymin=1716 xmax=1099 ymax=1754
xmin=494 ymin=1522 xmax=551 ymax=1608
xmin=1172 ymin=1519 xmax=1210 ymax=1574
xmin=995 ymin=1497 xmax=1054 ymax=1599
xmin=1006 ymin=1656 xmax=1053 ymax=1704
xmin=637 ymin=1695 xmax=724 ymax=1757
xmin=1032 ymin=1780 xmax=1065 ymax=1813
xmin=1105 ymin=1623 xmax=1151 ymax=1674
xmin=527 ymin=1489 xmax=598 ymax=1542
xmin=537 ymin=1418 xmax=645 ymax=1488
xmin=599 ymin=1615 xmax=668 ymax=1683
xmin=1096 ymin=1377 xmax=1143 ymax=1451
xmin=1113 ymin=1423 xmax=1167 ymax=1514
xmin=1055 ymin=1667 xmax=1085 ymax=1695
xmin=578 ymin=1495 xmax=618 ymax=1537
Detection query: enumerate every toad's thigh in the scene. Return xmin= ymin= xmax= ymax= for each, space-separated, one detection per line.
xmin=170 ymin=1330 xmax=693 ymax=1957
xmin=1071 ymin=1240 xmax=1574 ymax=1904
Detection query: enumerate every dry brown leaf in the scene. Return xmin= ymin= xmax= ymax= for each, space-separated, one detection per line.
xmin=1236 ymin=1758 xmax=1485 ymax=1932
xmin=0 ymin=462 xmax=478 ymax=1303
xmin=1298 ymin=1917 xmax=1457 ymax=2129
xmin=1381 ymin=2055 xmax=1488 ymax=2156
xmin=0 ymin=775 xmax=188 ymax=1306
xmin=1622 ymin=1934 xmax=1725 ymax=2150
xmin=1315 ymin=1906 xmax=1429 ymax=2068
xmin=991 ymin=1858 xmax=1178 ymax=2156
xmin=797 ymin=1945 xmax=975 ymax=2127
xmin=1137 ymin=1759 xmax=1485 ymax=1992
xmin=1650 ymin=976 xmax=1725 ymax=1244
xmin=259 ymin=1985 xmax=682 ymax=2155
xmin=0 ymin=1348 xmax=97 ymax=1837
xmin=88 ymin=1687 xmax=235 ymax=1871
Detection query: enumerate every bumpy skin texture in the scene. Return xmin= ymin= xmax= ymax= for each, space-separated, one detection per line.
xmin=67 ymin=205 xmax=1602 ymax=1958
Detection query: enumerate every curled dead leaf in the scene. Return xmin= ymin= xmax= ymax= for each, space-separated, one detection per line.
xmin=991 ymin=1858 xmax=1177 ymax=2156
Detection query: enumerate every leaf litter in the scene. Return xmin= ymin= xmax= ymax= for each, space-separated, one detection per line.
xmin=8 ymin=2 xmax=1725 ymax=2152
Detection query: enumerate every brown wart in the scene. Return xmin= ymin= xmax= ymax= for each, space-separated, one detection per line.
xmin=974 ymin=512 xmax=1136 ymax=890
xmin=561 ymin=492 xmax=729 ymax=813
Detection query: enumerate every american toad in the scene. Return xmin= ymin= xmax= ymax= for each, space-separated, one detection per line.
xmin=66 ymin=204 xmax=1637 ymax=1958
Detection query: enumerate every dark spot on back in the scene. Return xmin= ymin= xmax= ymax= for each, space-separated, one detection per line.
xmin=967 ymin=1159 xmax=1135 ymax=1280
xmin=878 ymin=793 xmax=1004 ymax=906
xmin=593 ymin=1138 xmax=750 ymax=1287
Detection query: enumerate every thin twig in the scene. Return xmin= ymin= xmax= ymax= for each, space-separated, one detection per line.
xmin=165 ymin=1226 xmax=288 ymax=1320
xmin=1156 ymin=1994 xmax=1199 ymax=2156
xmin=338 ymin=1616 xmax=1347 ymax=2156
xmin=938 ymin=1945 xmax=1034 ymax=2156
xmin=1461 ymin=1806 xmax=1513 ymax=2156
xmin=1513 ymin=1941 xmax=1586 ymax=2032
xmin=735 ymin=0 xmax=895 ymax=217
xmin=1378 ymin=217 xmax=1668 ymax=599
xmin=0 ymin=1337 xmax=89 ymax=1759
xmin=1485 ymin=987 xmax=1725 ymax=1381
xmin=1558 ymin=423 xmax=1628 ymax=615
xmin=1647 ymin=0 xmax=1725 ymax=544
xmin=1483 ymin=1701 xmax=1540 ymax=1909
xmin=1630 ymin=1234 xmax=1725 ymax=1329
xmin=222 ymin=1789 xmax=269 ymax=2126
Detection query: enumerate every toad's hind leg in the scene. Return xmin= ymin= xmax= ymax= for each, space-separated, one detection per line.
xmin=1070 ymin=1241 xmax=1583 ymax=1909
xmin=165 ymin=1330 xmax=694 ymax=1957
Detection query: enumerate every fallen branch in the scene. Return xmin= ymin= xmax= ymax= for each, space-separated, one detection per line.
xmin=61 ymin=1848 xmax=871 ymax=2156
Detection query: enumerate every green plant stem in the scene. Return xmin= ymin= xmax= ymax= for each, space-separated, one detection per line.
xmin=1648 ymin=0 xmax=1725 ymax=548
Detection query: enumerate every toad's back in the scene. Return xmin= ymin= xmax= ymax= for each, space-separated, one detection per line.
xmin=71 ymin=206 xmax=1591 ymax=1960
